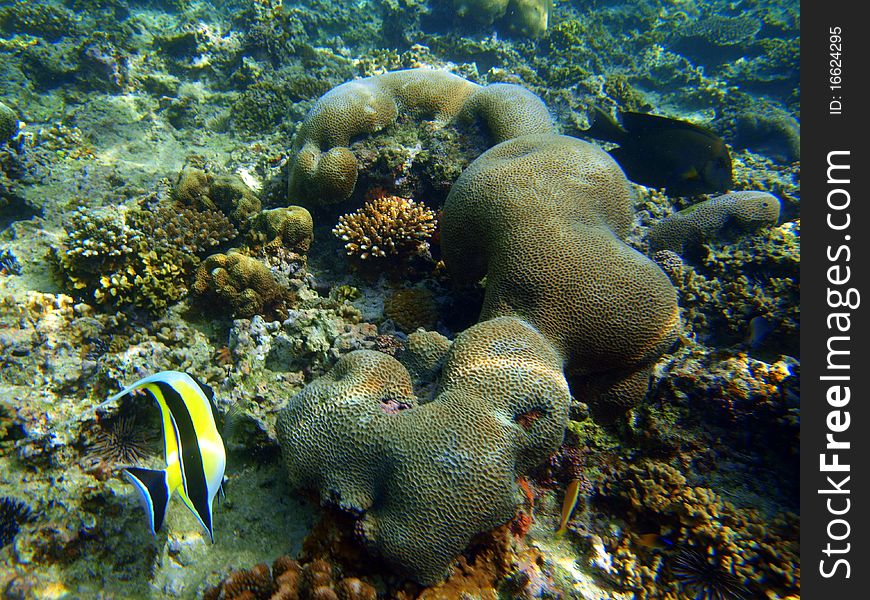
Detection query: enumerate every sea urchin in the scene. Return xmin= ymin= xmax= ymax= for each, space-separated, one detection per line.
xmin=671 ymin=547 xmax=751 ymax=600
xmin=0 ymin=496 xmax=33 ymax=547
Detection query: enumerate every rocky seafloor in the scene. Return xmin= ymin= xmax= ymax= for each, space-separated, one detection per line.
xmin=0 ymin=0 xmax=799 ymax=598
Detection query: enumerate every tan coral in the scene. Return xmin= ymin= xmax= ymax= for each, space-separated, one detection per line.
xmin=442 ymin=133 xmax=679 ymax=413
xmin=287 ymin=69 xmax=553 ymax=204
xmin=193 ymin=251 xmax=292 ymax=319
xmin=249 ymin=206 xmax=314 ymax=253
xmin=332 ymin=195 xmax=437 ymax=261
xmin=648 ymin=191 xmax=781 ymax=254
xmin=277 ymin=316 xmax=570 ymax=584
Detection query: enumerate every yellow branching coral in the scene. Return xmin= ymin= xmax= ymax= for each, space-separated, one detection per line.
xmin=332 ymin=195 xmax=437 ymax=261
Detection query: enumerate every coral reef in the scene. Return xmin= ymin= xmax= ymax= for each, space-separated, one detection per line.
xmin=50 ymin=196 xmax=239 ymax=314
xmin=443 ymin=133 xmax=679 ymax=413
xmin=0 ymin=497 xmax=33 ymax=547
xmin=277 ymin=316 xmax=570 ymax=584
xmin=597 ymin=458 xmax=800 ymax=599
xmin=332 ymin=194 xmax=436 ymax=262
xmin=192 ymin=251 xmax=294 ymax=320
xmin=648 ymin=191 xmax=782 ymax=254
xmin=287 ymin=69 xmax=552 ymax=204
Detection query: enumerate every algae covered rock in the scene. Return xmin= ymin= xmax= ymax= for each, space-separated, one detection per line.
xmin=648 ymin=191 xmax=781 ymax=254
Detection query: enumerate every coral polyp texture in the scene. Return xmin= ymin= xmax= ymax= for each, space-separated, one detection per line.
xmin=442 ymin=133 xmax=680 ymax=412
xmin=648 ymin=191 xmax=781 ymax=254
xmin=287 ymin=69 xmax=553 ymax=204
xmin=249 ymin=206 xmax=314 ymax=253
xmin=192 ymin=251 xmax=293 ymax=319
xmin=332 ymin=195 xmax=437 ymax=261
xmin=277 ymin=316 xmax=570 ymax=584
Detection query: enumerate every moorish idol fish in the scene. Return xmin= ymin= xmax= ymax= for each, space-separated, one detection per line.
xmin=105 ymin=371 xmax=226 ymax=542
xmin=581 ymin=106 xmax=733 ymax=196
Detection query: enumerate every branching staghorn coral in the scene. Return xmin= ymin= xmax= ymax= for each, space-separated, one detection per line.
xmin=332 ymin=194 xmax=437 ymax=261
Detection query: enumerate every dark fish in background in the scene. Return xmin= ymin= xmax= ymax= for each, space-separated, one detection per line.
xmin=582 ymin=106 xmax=733 ymax=196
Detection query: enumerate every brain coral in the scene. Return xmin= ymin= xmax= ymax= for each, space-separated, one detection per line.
xmin=442 ymin=134 xmax=679 ymax=410
xmin=287 ymin=69 xmax=553 ymax=204
xmin=192 ymin=251 xmax=292 ymax=319
xmin=249 ymin=206 xmax=313 ymax=253
xmin=648 ymin=191 xmax=781 ymax=254
xmin=276 ymin=316 xmax=570 ymax=584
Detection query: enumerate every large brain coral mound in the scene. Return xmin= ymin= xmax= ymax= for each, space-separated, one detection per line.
xmin=332 ymin=194 xmax=437 ymax=262
xmin=278 ymin=133 xmax=680 ymax=585
xmin=287 ymin=69 xmax=553 ymax=205
xmin=277 ymin=316 xmax=570 ymax=584
xmin=442 ymin=133 xmax=680 ymax=413
xmin=648 ymin=191 xmax=781 ymax=254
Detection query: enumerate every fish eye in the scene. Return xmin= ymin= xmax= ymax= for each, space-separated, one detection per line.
xmin=761 ymin=202 xmax=769 ymax=208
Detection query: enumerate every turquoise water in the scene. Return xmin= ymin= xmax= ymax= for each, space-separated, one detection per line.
xmin=0 ymin=1 xmax=799 ymax=598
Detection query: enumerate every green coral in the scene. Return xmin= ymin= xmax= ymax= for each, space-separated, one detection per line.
xmin=648 ymin=191 xmax=782 ymax=254
xmin=248 ymin=206 xmax=314 ymax=254
xmin=0 ymin=102 xmax=18 ymax=142
xmin=192 ymin=251 xmax=294 ymax=319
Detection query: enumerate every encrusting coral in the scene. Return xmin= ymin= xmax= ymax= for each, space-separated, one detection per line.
xmin=648 ymin=191 xmax=781 ymax=254
xmin=287 ymin=69 xmax=553 ymax=204
xmin=332 ymin=194 xmax=437 ymax=261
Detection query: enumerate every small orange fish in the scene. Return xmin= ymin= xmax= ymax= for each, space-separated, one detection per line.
xmin=635 ymin=532 xmax=675 ymax=550
xmin=555 ymin=478 xmax=581 ymax=537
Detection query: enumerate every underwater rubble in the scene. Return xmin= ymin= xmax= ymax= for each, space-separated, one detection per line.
xmin=0 ymin=0 xmax=799 ymax=598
